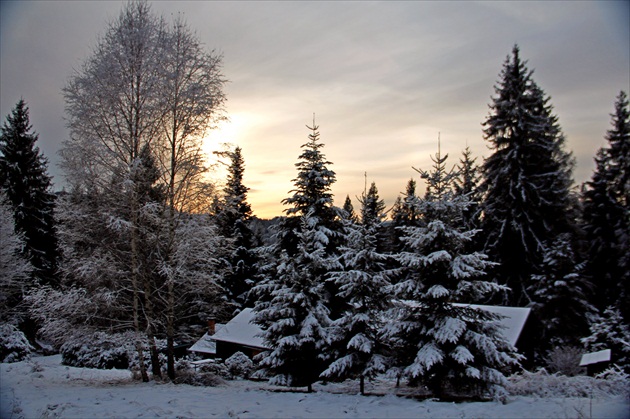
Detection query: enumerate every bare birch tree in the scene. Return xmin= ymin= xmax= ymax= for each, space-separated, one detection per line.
xmin=61 ymin=1 xmax=227 ymax=381
xmin=155 ymin=15 xmax=227 ymax=379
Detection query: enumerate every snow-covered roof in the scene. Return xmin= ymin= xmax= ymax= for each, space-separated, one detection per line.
xmin=189 ymin=324 xmax=225 ymax=354
xmin=580 ymin=349 xmax=611 ymax=366
xmin=210 ymin=308 xmax=267 ymax=350
xmin=460 ymin=304 xmax=531 ymax=347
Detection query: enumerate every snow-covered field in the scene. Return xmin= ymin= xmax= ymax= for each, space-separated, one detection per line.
xmin=1 ymin=355 xmax=628 ymax=419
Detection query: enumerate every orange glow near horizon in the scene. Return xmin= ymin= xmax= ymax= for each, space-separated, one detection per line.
xmin=203 ymin=112 xmax=295 ymax=220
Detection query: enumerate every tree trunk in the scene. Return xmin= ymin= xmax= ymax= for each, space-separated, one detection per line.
xmin=142 ymin=266 xmax=161 ymax=379
xmin=166 ymin=276 xmax=176 ymax=380
xmin=131 ymin=199 xmax=149 ymax=382
xmin=165 ymin=126 xmax=178 ymax=381
xmin=360 ymin=375 xmax=365 ymax=395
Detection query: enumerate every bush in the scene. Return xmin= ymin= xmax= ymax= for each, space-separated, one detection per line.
xmin=171 ymin=358 xmax=226 ymax=386
xmin=507 ymin=368 xmax=630 ymax=398
xmin=60 ymin=331 xmax=133 ymax=369
xmin=545 ymin=345 xmax=585 ymax=376
xmin=225 ymin=351 xmax=254 ymax=378
xmin=0 ymin=324 xmax=34 ymax=363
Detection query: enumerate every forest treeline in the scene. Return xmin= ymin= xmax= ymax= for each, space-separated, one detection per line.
xmin=1 ymin=1 xmax=628 ymax=400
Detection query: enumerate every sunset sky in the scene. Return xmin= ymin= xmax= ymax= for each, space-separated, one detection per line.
xmin=1 ymin=1 xmax=629 ymax=218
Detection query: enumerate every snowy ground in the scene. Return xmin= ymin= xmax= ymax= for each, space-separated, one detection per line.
xmin=1 ymin=356 xmax=628 ymax=419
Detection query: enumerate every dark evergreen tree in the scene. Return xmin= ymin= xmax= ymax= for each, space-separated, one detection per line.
xmin=385 ymin=146 xmax=518 ymax=399
xmin=604 ymin=91 xmax=630 ymax=321
xmin=0 ymin=99 xmax=59 ymax=287
xmin=453 ymin=146 xmax=482 ymax=230
xmin=607 ymin=91 xmax=630 ymax=211
xmin=581 ymin=149 xmax=625 ymax=313
xmin=359 ymin=181 xmax=386 ymax=227
xmin=215 ymin=147 xmax=259 ymax=307
xmin=389 ymin=178 xmax=419 ymax=255
xmin=529 ymin=234 xmax=594 ymax=355
xmin=582 ymin=92 xmax=630 ymax=320
xmin=216 ymin=147 xmax=252 ymax=235
xmin=341 ymin=194 xmax=358 ymax=223
xmin=480 ymin=46 xmax=575 ymax=306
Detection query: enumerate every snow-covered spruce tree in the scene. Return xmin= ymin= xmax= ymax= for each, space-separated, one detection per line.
xmin=480 ymin=45 xmax=575 ymax=307
xmin=278 ymin=119 xmax=341 ymax=257
xmin=529 ymin=233 xmax=594 ymax=353
xmin=215 ymin=146 xmax=260 ymax=308
xmin=385 ymin=145 xmax=518 ymax=399
xmin=257 ymin=119 xmax=344 ymax=317
xmin=0 ymin=99 xmax=59 ymax=287
xmin=322 ymin=182 xmax=394 ymax=395
xmin=253 ymin=213 xmax=333 ymax=392
xmin=582 ymin=307 xmax=630 ymax=373
xmin=0 ymin=193 xmax=32 ymax=324
xmin=252 ymin=120 xmax=341 ymax=391
xmin=582 ymin=91 xmax=630 ymax=321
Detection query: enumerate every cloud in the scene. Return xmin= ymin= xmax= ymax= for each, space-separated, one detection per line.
xmin=1 ymin=1 xmax=628 ymax=217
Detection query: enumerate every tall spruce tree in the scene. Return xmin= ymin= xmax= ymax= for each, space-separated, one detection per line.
xmin=582 ymin=91 xmax=630 ymax=320
xmin=386 ymin=146 xmax=517 ymax=399
xmin=216 ymin=147 xmax=259 ymax=307
xmin=0 ymin=99 xmax=59 ymax=287
xmin=604 ymin=92 xmax=629 ymax=319
xmin=253 ymin=119 xmax=341 ymax=391
xmin=279 ymin=118 xmax=340 ymax=254
xmin=480 ymin=45 xmax=575 ymax=306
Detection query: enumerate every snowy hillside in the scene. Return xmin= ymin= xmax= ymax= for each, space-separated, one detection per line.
xmin=1 ymin=355 xmax=628 ymax=419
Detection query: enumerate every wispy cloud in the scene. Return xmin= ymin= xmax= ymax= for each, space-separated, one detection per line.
xmin=1 ymin=1 xmax=628 ymax=217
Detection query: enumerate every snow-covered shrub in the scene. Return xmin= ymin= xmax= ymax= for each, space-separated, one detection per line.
xmin=507 ymin=368 xmax=630 ymax=398
xmin=545 ymin=346 xmax=585 ymax=376
xmin=0 ymin=324 xmax=34 ymax=363
xmin=225 ymin=351 xmax=254 ymax=378
xmin=60 ymin=332 xmax=134 ymax=370
xmin=172 ymin=358 xmax=227 ymax=386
